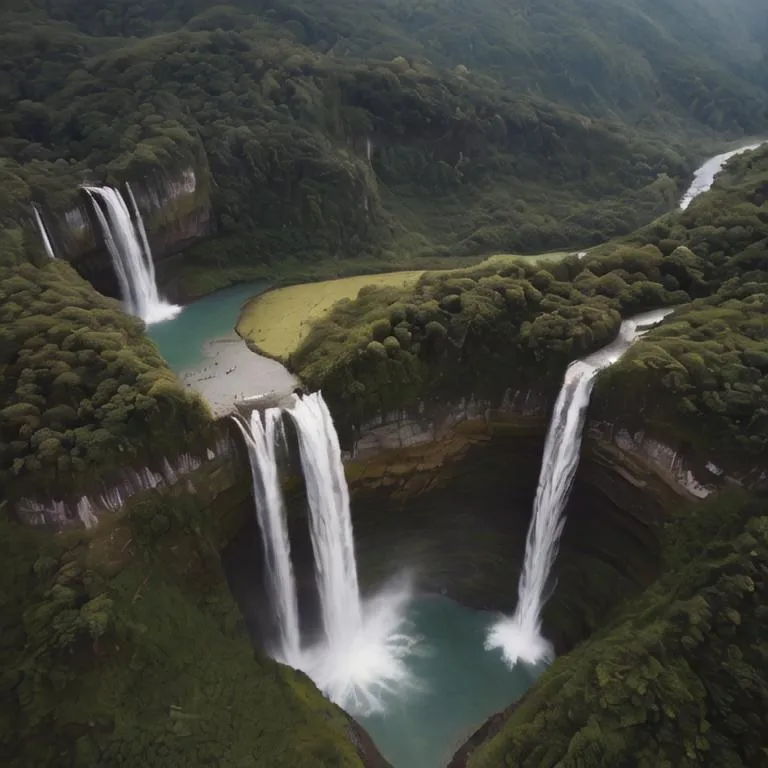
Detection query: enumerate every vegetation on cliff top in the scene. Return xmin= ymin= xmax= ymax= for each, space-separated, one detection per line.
xmin=467 ymin=488 xmax=768 ymax=768
xmin=594 ymin=144 xmax=768 ymax=456
xmin=0 ymin=477 xmax=368 ymax=768
xmin=237 ymin=270 xmax=424 ymax=358
xmin=289 ymin=242 xmax=692 ymax=434
xmin=291 ymin=145 xmax=768 ymax=461
xmin=0 ymin=260 xmax=210 ymax=502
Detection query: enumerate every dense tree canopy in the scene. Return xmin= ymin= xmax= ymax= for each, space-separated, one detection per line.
xmin=0 ymin=483 xmax=368 ymax=767
xmin=0 ymin=260 xmax=209 ymax=501
xmin=291 ymin=146 xmax=768 ymax=464
xmin=1 ymin=0 xmax=765 ymax=291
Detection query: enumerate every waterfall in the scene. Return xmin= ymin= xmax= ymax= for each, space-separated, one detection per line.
xmin=233 ymin=410 xmax=301 ymax=665
xmin=32 ymin=205 xmax=56 ymax=259
xmin=83 ymin=185 xmax=180 ymax=325
xmin=287 ymin=392 xmax=414 ymax=714
xmin=231 ymin=391 xmax=414 ymax=714
xmin=487 ymin=308 xmax=673 ymax=667
xmin=287 ymin=392 xmax=363 ymax=649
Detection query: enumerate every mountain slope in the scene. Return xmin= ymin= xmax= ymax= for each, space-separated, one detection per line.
xmin=262 ymin=0 xmax=768 ymax=133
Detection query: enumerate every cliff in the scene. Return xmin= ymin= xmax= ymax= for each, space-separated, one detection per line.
xmin=0 ymin=450 xmax=389 ymax=768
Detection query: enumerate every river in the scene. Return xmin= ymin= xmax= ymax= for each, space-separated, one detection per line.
xmin=680 ymin=140 xmax=765 ymax=209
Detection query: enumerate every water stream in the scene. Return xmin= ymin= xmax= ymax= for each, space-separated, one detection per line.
xmin=487 ymin=308 xmax=673 ymax=667
xmin=32 ymin=204 xmax=56 ymax=259
xmin=233 ymin=410 xmax=301 ymax=665
xmin=680 ymin=141 xmax=765 ymax=209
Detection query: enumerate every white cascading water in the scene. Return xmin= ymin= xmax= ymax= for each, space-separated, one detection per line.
xmin=487 ymin=308 xmax=673 ymax=667
xmin=286 ymin=392 xmax=416 ymax=715
xmin=232 ymin=409 xmax=301 ymax=665
xmin=288 ymin=392 xmax=362 ymax=645
xmin=83 ymin=185 xmax=180 ymax=325
xmin=32 ymin=205 xmax=56 ymax=259
xmin=680 ymin=141 xmax=764 ymax=210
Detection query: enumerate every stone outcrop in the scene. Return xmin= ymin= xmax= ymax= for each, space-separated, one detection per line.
xmin=347 ymin=387 xmax=754 ymax=500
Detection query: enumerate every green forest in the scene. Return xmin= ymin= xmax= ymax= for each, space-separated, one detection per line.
xmin=2 ymin=0 xmax=768 ymax=767
xmin=2 ymin=0 xmax=766 ymax=295
xmin=5 ymin=0 xmax=764 ymax=501
xmin=0 ymin=479 xmax=371 ymax=768
xmin=290 ymin=146 xmax=768 ymax=462
xmin=0 ymin=260 xmax=210 ymax=503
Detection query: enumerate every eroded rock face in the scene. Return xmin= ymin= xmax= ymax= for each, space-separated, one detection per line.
xmin=40 ymin=165 xmax=213 ymax=300
xmin=343 ymin=416 xmax=670 ymax=654
xmin=348 ymin=388 xmax=749 ymax=500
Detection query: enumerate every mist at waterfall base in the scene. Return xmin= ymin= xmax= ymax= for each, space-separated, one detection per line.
xmin=236 ymin=394 xmax=539 ymax=766
xmin=237 ymin=393 xmax=416 ymax=716
xmin=84 ymin=184 xmax=181 ymax=325
xmin=487 ymin=308 xmax=673 ymax=669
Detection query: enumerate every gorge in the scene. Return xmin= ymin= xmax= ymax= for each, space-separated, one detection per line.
xmin=2 ymin=0 xmax=768 ymax=766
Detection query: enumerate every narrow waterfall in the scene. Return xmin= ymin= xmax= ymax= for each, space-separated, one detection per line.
xmin=32 ymin=205 xmax=56 ymax=259
xmin=287 ymin=392 xmax=414 ymax=714
xmin=487 ymin=308 xmax=673 ymax=667
xmin=83 ymin=185 xmax=180 ymax=325
xmin=287 ymin=392 xmax=363 ymax=649
xmin=233 ymin=410 xmax=301 ymax=665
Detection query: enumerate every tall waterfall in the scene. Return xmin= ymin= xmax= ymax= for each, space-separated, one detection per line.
xmin=84 ymin=185 xmax=180 ymax=325
xmin=287 ymin=392 xmax=414 ymax=714
xmin=235 ymin=391 xmax=415 ymax=715
xmin=287 ymin=392 xmax=363 ymax=648
xmin=234 ymin=409 xmax=301 ymax=665
xmin=32 ymin=205 xmax=56 ymax=259
xmin=487 ymin=308 xmax=673 ymax=667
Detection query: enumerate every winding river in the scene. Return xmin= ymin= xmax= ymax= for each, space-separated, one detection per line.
xmin=680 ymin=140 xmax=765 ymax=209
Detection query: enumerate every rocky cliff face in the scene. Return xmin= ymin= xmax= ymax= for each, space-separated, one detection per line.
xmin=347 ymin=387 xmax=756 ymax=498
xmin=40 ymin=164 xmax=213 ymax=300
xmin=341 ymin=413 xmax=672 ymax=654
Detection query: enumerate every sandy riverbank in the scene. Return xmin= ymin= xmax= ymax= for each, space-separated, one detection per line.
xmin=180 ymin=333 xmax=298 ymax=417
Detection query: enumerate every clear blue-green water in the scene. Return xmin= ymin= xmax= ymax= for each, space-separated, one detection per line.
xmin=359 ymin=596 xmax=544 ymax=768
xmin=147 ymin=280 xmax=271 ymax=372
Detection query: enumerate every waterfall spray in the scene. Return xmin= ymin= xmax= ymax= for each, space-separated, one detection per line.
xmin=286 ymin=392 xmax=417 ymax=714
xmin=487 ymin=308 xmax=673 ymax=667
xmin=84 ymin=185 xmax=180 ymax=324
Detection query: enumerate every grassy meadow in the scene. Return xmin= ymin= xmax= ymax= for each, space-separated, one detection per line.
xmin=235 ymin=252 xmax=571 ymax=359
xmin=236 ymin=271 xmax=425 ymax=359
